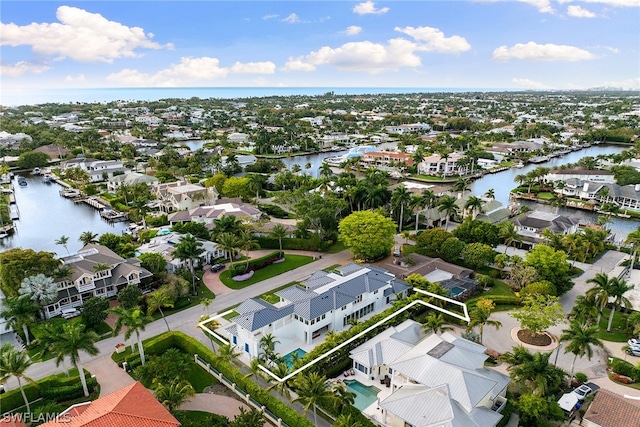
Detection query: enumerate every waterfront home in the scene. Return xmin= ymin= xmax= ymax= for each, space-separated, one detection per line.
xmin=512 ymin=211 xmax=580 ymax=248
xmin=545 ymin=167 xmax=615 ymax=184
xmin=137 ymin=231 xmax=226 ymax=273
xmin=223 ymin=264 xmax=410 ymax=358
xmin=0 ymin=131 xmax=32 ymax=149
xmin=487 ymin=141 xmax=542 ymax=157
xmin=106 ymin=171 xmax=160 ymax=192
xmin=153 ymin=180 xmax=218 ymax=212
xmin=581 ymin=389 xmax=640 ymax=427
xmin=418 ymin=152 xmax=468 ymax=176
xmin=360 ymin=151 xmax=414 ymax=169
xmin=384 ymin=123 xmax=431 ymax=134
xmin=554 ymin=180 xmax=640 ymax=213
xmin=48 ymin=244 xmax=152 ymax=319
xmin=61 ymin=158 xmax=130 ymax=183
xmin=167 ymin=199 xmax=261 ymax=226
xmin=348 ymin=320 xmax=510 ymax=427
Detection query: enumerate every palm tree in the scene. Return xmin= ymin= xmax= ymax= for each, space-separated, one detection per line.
xmin=201 ymin=297 xmax=212 ymax=315
xmin=570 ymin=294 xmax=599 ymax=327
xmin=154 ymin=380 xmax=195 ymax=413
xmin=0 ymin=344 xmax=35 ymax=412
xmin=246 ymin=173 xmax=264 ymax=201
xmin=216 ymin=232 xmax=241 ymax=266
xmin=422 ymin=312 xmax=454 ymax=335
xmin=55 ymin=323 xmax=99 ymax=396
xmin=331 ymin=382 xmax=356 ymax=412
xmin=292 ymin=372 xmax=332 ymax=426
xmin=173 ymin=233 xmax=205 ymax=295
xmin=452 ymin=177 xmax=470 ymax=198
xmin=391 ymin=186 xmax=412 ymax=232
xmin=586 ymin=273 xmax=612 ymax=325
xmin=215 ymin=343 xmax=240 ymax=365
xmin=78 ymin=231 xmax=99 ymax=246
xmin=605 ymin=277 xmax=632 ymax=332
xmin=334 ymin=413 xmax=363 ymax=427
xmin=239 ymin=229 xmax=260 ymax=271
xmin=559 ymin=320 xmax=604 ymax=384
xmin=55 ymin=235 xmax=70 ymax=254
xmin=111 ymin=306 xmax=152 ymax=365
xmin=625 ymin=226 xmax=640 ymax=270
xmin=19 ymin=274 xmax=58 ymax=319
xmin=466 ymin=306 xmax=502 ymax=344
xmin=501 ymin=347 xmax=564 ymax=396
xmin=269 ymin=223 xmax=289 ymax=253
xmin=499 ymin=222 xmax=521 ymax=254
xmin=0 ymin=295 xmax=38 ymax=346
xmin=266 ymin=363 xmax=292 ymax=399
xmin=436 ymin=195 xmax=459 ymax=230
xmin=464 ymin=195 xmax=484 ymax=219
xmin=243 ymin=358 xmax=264 ymax=381
xmin=146 ymin=288 xmax=175 ymax=332
xmin=319 ymin=162 xmax=333 ymax=179
xmin=485 ymin=188 xmax=495 ymax=200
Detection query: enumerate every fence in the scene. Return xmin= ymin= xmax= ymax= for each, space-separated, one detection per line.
xmin=194 ymin=354 xmax=289 ymax=427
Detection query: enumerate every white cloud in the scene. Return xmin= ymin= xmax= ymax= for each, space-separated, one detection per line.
xmin=343 ymin=25 xmax=363 ymax=35
xmin=64 ymin=74 xmax=86 ymax=82
xmin=282 ymin=13 xmax=301 ymax=23
xmin=230 ymin=61 xmax=276 ymax=74
xmin=395 ymin=26 xmax=471 ymax=53
xmin=493 ymin=42 xmax=597 ymax=61
xmin=602 ymin=77 xmax=640 ymax=89
xmin=0 ymin=6 xmax=172 ymax=63
xmin=518 ymin=0 xmax=555 ymax=13
xmin=263 ymin=14 xmax=279 ymax=20
xmin=512 ymin=77 xmax=551 ymax=89
xmin=107 ymin=56 xmax=275 ymax=86
xmin=0 ymin=61 xmax=50 ymax=77
xmin=283 ymin=38 xmax=422 ymax=73
xmin=353 ymin=1 xmax=390 ymax=15
xmin=559 ymin=0 xmax=639 ymax=6
xmin=567 ymin=5 xmax=597 ymax=17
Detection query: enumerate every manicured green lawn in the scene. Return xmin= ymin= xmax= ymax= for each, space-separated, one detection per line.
xmin=595 ymin=308 xmax=630 ymax=342
xmin=465 ymin=280 xmax=520 ymax=312
xmin=219 ymin=255 xmax=315 ymax=289
xmin=326 ymin=240 xmax=347 ymax=253
xmin=537 ymin=192 xmax=555 ymax=200
xmin=187 ymin=362 xmax=218 ymax=392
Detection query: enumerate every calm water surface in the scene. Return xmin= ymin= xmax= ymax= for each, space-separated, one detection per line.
xmin=1 ymin=175 xmax=128 ymax=257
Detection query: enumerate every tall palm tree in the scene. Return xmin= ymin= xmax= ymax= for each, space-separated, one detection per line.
xmin=466 ymin=306 xmax=502 ymax=344
xmin=559 ymin=320 xmax=604 ymax=384
xmin=215 ymin=343 xmax=240 ymax=365
xmin=499 ymin=222 xmax=521 ymax=254
xmin=243 ymin=358 xmax=265 ymax=381
xmin=154 ymin=380 xmax=195 ymax=413
xmin=246 ymin=173 xmax=265 ymax=201
xmin=173 ymin=233 xmax=205 ymax=295
xmin=292 ymin=372 xmax=332 ymax=426
xmin=146 ymin=288 xmax=175 ymax=332
xmin=464 ymin=195 xmax=484 ymax=219
xmin=0 ymin=295 xmax=38 ymax=346
xmin=111 ymin=306 xmax=152 ymax=365
xmin=216 ymin=232 xmax=241 ymax=267
xmin=586 ymin=273 xmax=620 ymax=327
xmin=0 ymin=343 xmax=35 ymax=412
xmin=625 ymin=226 xmax=640 ymax=270
xmin=605 ymin=277 xmax=632 ymax=332
xmin=570 ymin=294 xmax=599 ymax=327
xmin=319 ymin=162 xmax=333 ymax=179
xmin=501 ymin=347 xmax=564 ymax=396
xmin=78 ymin=231 xmax=99 ymax=246
xmin=259 ymin=333 xmax=280 ymax=363
xmin=436 ymin=195 xmax=458 ymax=230
xmin=391 ymin=186 xmax=412 ymax=232
xmin=485 ymin=188 xmax=495 ymax=200
xmin=331 ymin=382 xmax=356 ymax=412
xmin=422 ymin=312 xmax=454 ymax=335
xmin=269 ymin=223 xmax=289 ymax=253
xmin=55 ymin=323 xmax=99 ymax=396
xmin=334 ymin=414 xmax=363 ymax=427
xmin=55 ymin=235 xmax=70 ymax=255
xmin=266 ymin=363 xmax=292 ymax=399
xmin=452 ymin=177 xmax=470 ymax=198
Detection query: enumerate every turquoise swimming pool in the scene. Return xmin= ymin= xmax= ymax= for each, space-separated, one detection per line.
xmin=448 ymin=286 xmax=466 ymax=297
xmin=344 ymin=379 xmax=380 ymax=411
xmin=282 ymin=348 xmax=307 ymax=369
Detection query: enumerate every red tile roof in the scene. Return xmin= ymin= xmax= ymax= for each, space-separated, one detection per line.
xmin=40 ymin=382 xmax=180 ymax=427
xmin=583 ymin=389 xmax=640 ymax=427
xmin=0 ymin=416 xmax=26 ymax=427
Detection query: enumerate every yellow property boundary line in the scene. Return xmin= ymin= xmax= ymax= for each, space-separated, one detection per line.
xmin=198 ymin=288 xmax=470 ymax=383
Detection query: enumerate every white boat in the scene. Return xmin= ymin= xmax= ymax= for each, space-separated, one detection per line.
xmin=0 ymin=233 xmax=8 ymax=239
xmin=514 ymin=162 xmax=524 ymax=168
xmin=32 ymin=167 xmax=41 ymax=175
xmin=42 ymin=174 xmax=52 ymax=183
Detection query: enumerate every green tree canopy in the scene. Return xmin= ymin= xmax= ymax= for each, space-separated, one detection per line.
xmin=0 ymin=249 xmax=60 ymax=297
xmin=510 ymin=294 xmax=565 ymax=336
xmin=453 ymin=219 xmax=500 ymax=247
xmin=525 ymin=244 xmax=572 ymax=294
xmin=461 ymin=242 xmax=496 ymax=270
xmin=138 ymin=252 xmax=168 ymax=275
xmin=414 ymin=228 xmax=452 ymax=257
xmin=17 ymin=151 xmax=49 ymax=169
xmin=81 ymin=297 xmax=110 ymax=331
xmin=339 ymin=211 xmax=396 ymax=260
xmin=117 ymin=284 xmax=143 ymax=310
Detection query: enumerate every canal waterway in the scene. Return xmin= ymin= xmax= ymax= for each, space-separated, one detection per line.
xmin=0 ymin=175 xmax=128 ymax=257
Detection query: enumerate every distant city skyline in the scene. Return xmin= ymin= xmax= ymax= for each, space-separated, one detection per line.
xmin=1 ymin=0 xmax=639 ymax=105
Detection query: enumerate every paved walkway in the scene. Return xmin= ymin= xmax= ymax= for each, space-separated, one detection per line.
xmin=84 ymin=354 xmax=136 ymax=396
xmin=179 ymin=393 xmax=250 ymax=419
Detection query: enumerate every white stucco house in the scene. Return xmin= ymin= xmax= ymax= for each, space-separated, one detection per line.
xmin=223 ymin=264 xmax=411 ymax=358
xmin=153 ymin=181 xmax=218 ymax=212
xmin=348 ymin=320 xmax=510 ymax=427
xmin=61 ymin=158 xmax=130 ymax=183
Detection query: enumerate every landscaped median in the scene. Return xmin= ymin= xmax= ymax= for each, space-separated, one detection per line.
xmin=111 ymin=331 xmax=315 ymax=427
xmin=219 ymin=252 xmax=316 ymax=290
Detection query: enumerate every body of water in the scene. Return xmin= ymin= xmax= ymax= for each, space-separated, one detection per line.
xmin=1 ymin=175 xmax=128 ymax=257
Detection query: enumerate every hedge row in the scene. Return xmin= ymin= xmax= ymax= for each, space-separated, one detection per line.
xmin=0 ymin=370 xmax=98 ymax=413
xmin=610 ymin=359 xmax=640 ymax=382
xmin=255 ymin=236 xmax=329 ymax=252
xmin=229 ymin=250 xmax=283 ymax=276
xmin=115 ymin=332 xmax=313 ymax=427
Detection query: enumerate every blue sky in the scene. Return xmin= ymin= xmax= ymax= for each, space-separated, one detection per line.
xmin=1 ymin=0 xmax=639 ymax=97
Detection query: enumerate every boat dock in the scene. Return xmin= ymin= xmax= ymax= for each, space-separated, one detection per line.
xmin=70 ymin=195 xmax=129 ymax=222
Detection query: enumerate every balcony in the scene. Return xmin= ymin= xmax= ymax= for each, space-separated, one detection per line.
xmin=76 ymin=281 xmax=96 ymax=293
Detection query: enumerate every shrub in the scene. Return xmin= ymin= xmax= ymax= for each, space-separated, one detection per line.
xmin=255 ymin=236 xmax=327 ymax=252
xmin=40 ymin=377 xmax=99 ymax=402
xmin=229 ymin=251 xmax=283 ymax=276
xmin=610 ymin=359 xmax=638 ymax=379
xmin=574 ymin=372 xmax=588 ymax=384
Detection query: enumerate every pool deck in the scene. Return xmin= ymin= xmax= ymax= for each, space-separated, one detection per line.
xmin=333 ymin=371 xmax=394 ymax=423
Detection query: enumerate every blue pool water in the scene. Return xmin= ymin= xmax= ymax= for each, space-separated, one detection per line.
xmin=282 ymin=348 xmax=307 ymax=369
xmin=448 ymin=286 xmax=466 ymax=297
xmin=344 ymin=379 xmax=380 ymax=411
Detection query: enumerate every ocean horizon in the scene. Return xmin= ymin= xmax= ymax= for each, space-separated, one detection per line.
xmin=2 ymin=86 xmax=519 ymax=107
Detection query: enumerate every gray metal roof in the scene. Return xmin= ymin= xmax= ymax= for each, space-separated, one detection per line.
xmin=276 ymin=285 xmax=315 ymax=303
xmin=230 ymin=304 xmax=294 ymax=332
xmin=335 ymin=262 xmax=365 ymax=276
xmin=235 ymin=298 xmax=272 ymax=315
xmin=380 ymin=384 xmax=454 ymax=427
xmin=468 ymin=406 xmax=503 ymax=427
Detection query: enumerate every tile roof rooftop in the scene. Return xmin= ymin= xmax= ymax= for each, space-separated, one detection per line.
xmin=583 ymin=389 xmax=640 ymax=427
